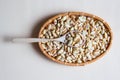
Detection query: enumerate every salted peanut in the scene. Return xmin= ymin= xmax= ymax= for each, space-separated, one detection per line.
xmin=87 ymin=17 xmax=92 ymax=21
xmin=77 ymin=58 xmax=82 ymax=63
xmin=86 ymin=53 xmax=92 ymax=60
xmin=57 ymin=47 xmax=64 ymax=54
xmin=67 ymin=46 xmax=73 ymax=53
xmin=107 ymin=36 xmax=110 ymax=42
xmin=91 ymin=53 xmax=96 ymax=59
xmin=48 ymin=24 xmax=52 ymax=30
xmin=87 ymin=40 xmax=94 ymax=50
xmin=56 ymin=29 xmax=60 ymax=35
xmin=71 ymin=55 xmax=76 ymax=60
xmin=81 ymin=30 xmax=88 ymax=36
xmin=61 ymin=16 xmax=68 ymax=21
xmin=60 ymin=57 xmax=65 ymax=62
xmin=47 ymin=31 xmax=53 ymax=38
xmin=46 ymin=42 xmax=53 ymax=51
xmin=53 ymin=19 xmax=57 ymax=25
xmin=85 ymin=23 xmax=90 ymax=29
xmin=73 ymin=38 xmax=80 ymax=46
xmin=99 ymin=34 xmax=103 ymax=39
xmin=70 ymin=31 xmax=75 ymax=37
xmin=41 ymin=43 xmax=47 ymax=50
xmin=57 ymin=23 xmax=60 ymax=27
xmin=67 ymin=40 xmax=73 ymax=46
xmin=48 ymin=52 xmax=53 ymax=56
xmin=53 ymin=41 xmax=61 ymax=47
xmin=65 ymin=22 xmax=71 ymax=28
xmin=90 ymin=19 xmax=95 ymax=26
xmin=48 ymin=50 xmax=56 ymax=56
xmin=64 ymin=18 xmax=71 ymax=28
xmin=78 ymin=16 xmax=86 ymax=23
xmin=82 ymin=56 xmax=87 ymax=62
xmin=104 ymin=32 xmax=108 ymax=39
xmin=74 ymin=25 xmax=78 ymax=30
xmin=78 ymin=22 xmax=84 ymax=27
xmin=66 ymin=56 xmax=72 ymax=63
xmin=70 ymin=27 xmax=75 ymax=31
xmin=71 ymin=15 xmax=76 ymax=21
xmin=43 ymin=29 xmax=47 ymax=34
xmin=73 ymin=49 xmax=79 ymax=56
xmin=39 ymin=12 xmax=112 ymax=66
xmin=56 ymin=55 xmax=62 ymax=60
xmin=51 ymin=30 xmax=57 ymax=37
xmin=93 ymin=49 xmax=101 ymax=57
xmin=70 ymin=20 xmax=75 ymax=26
xmin=73 ymin=52 xmax=79 ymax=58
xmin=98 ymin=21 xmax=104 ymax=26
xmin=44 ymin=33 xmax=50 ymax=39
xmin=74 ymin=34 xmax=81 ymax=41
xmin=56 ymin=53 xmax=66 ymax=62
xmin=72 ymin=48 xmax=79 ymax=57
xmin=62 ymin=28 xmax=67 ymax=35
xmin=91 ymin=31 xmax=96 ymax=35
xmin=103 ymin=38 xmax=107 ymax=44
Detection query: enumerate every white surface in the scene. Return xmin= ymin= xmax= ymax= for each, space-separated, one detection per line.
xmin=0 ymin=0 xmax=120 ymax=80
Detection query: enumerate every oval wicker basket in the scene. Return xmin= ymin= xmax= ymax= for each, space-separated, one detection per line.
xmin=38 ymin=12 xmax=112 ymax=66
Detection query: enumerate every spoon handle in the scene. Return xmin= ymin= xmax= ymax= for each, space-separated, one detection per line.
xmin=12 ymin=38 xmax=55 ymax=43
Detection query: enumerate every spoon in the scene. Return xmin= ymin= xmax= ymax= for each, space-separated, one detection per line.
xmin=13 ymin=30 xmax=85 ymax=47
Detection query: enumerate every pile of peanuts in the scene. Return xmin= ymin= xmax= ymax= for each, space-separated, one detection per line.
xmin=39 ymin=14 xmax=111 ymax=64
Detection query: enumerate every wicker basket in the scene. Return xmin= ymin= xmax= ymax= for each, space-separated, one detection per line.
xmin=38 ymin=12 xmax=112 ymax=66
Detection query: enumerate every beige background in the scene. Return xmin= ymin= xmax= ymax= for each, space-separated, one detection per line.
xmin=0 ymin=0 xmax=120 ymax=80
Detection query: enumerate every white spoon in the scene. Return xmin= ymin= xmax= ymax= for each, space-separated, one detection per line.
xmin=13 ymin=30 xmax=85 ymax=47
